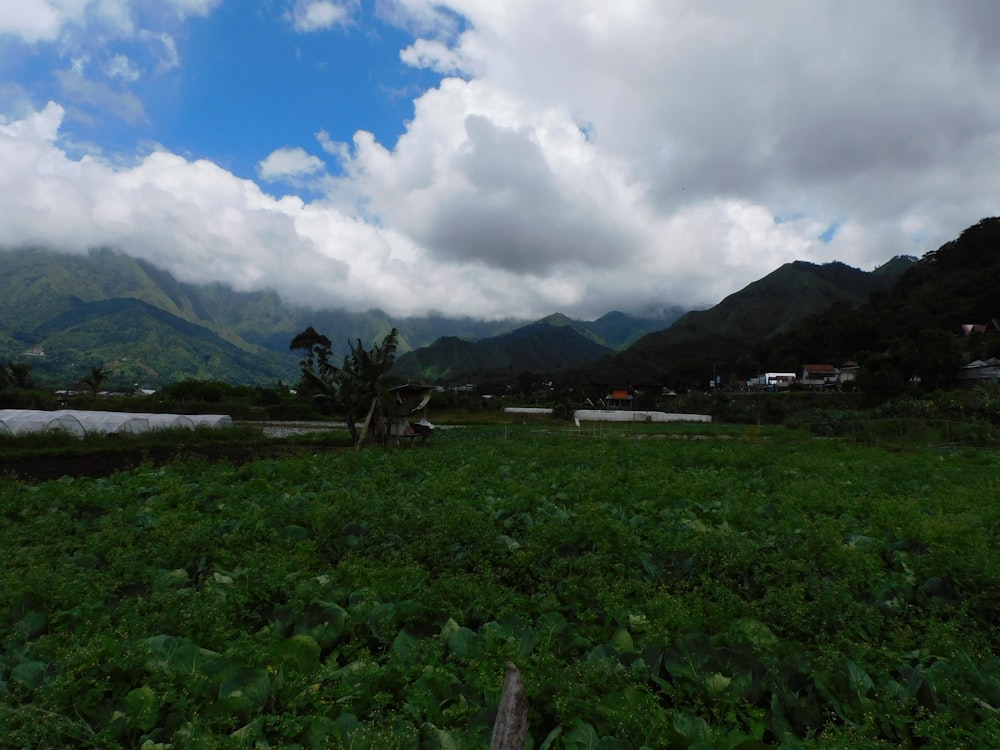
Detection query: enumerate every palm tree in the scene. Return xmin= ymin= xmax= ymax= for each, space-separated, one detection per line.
xmin=5 ymin=362 xmax=33 ymax=390
xmin=78 ymin=365 xmax=110 ymax=398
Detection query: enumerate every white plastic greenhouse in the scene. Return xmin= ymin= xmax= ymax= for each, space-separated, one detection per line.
xmin=573 ymin=409 xmax=711 ymax=425
xmin=0 ymin=409 xmax=233 ymax=437
xmin=0 ymin=409 xmax=87 ymax=437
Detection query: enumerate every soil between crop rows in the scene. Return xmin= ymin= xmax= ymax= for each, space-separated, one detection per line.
xmin=0 ymin=443 xmax=340 ymax=483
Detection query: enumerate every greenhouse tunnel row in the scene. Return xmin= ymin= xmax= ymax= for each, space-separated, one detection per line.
xmin=0 ymin=409 xmax=233 ymax=437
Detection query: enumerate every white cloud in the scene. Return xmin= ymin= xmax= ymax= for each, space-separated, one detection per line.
xmin=0 ymin=1 xmax=64 ymax=42
xmin=258 ymin=147 xmax=326 ymax=181
xmin=55 ymin=69 xmax=146 ymax=124
xmin=6 ymin=3 xmax=1000 ymax=321
xmin=375 ymin=0 xmax=462 ymax=40
xmin=139 ymin=30 xmax=180 ymax=72
xmin=0 ymin=0 xmax=222 ymax=43
xmin=105 ymin=53 xmax=140 ymax=82
xmin=161 ymin=0 xmax=222 ymax=17
xmin=0 ymin=102 xmax=559 ymax=318
xmin=399 ymin=38 xmax=475 ymax=76
xmin=325 ymin=0 xmax=1000 ymax=312
xmin=287 ymin=0 xmax=354 ymax=32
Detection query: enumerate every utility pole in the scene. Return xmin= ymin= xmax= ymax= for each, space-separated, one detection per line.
xmin=711 ymin=361 xmax=723 ymax=391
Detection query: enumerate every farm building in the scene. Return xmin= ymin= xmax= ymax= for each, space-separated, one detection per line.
xmin=801 ymin=364 xmax=838 ymax=388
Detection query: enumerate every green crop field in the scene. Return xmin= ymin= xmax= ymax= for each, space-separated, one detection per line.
xmin=2 ymin=426 xmax=999 ymax=748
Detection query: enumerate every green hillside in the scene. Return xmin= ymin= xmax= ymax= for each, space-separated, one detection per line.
xmin=755 ymin=218 xmax=1000 ymax=383
xmin=608 ymin=258 xmax=914 ymax=384
xmin=6 ymin=232 xmax=948 ymax=395
xmin=391 ymin=319 xmax=617 ymax=382
xmin=0 ymin=247 xmax=670 ymax=388
xmin=25 ymin=298 xmax=298 ymax=387
xmin=390 ymin=308 xmax=675 ymax=384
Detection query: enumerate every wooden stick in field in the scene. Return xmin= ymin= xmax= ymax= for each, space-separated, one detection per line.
xmin=489 ymin=662 xmax=527 ymax=750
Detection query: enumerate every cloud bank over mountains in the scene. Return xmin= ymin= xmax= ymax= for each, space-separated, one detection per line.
xmin=2 ymin=1 xmax=1000 ymax=319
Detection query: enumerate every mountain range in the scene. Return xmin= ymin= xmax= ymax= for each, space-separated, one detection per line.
xmin=604 ymin=255 xmax=916 ymax=385
xmin=4 ymin=216 xmax=996 ymax=395
xmin=0 ymin=247 xmax=676 ymax=388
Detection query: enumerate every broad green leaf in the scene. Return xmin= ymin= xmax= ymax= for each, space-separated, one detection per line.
xmin=392 ymin=628 xmax=420 ymax=656
xmin=283 ymin=524 xmax=310 ymax=541
xmin=671 ymin=713 xmax=711 ymax=743
xmin=586 ymin=644 xmax=619 ymax=666
xmin=563 ymin=718 xmax=601 ymax=749
xmin=447 ymin=626 xmax=481 ymax=659
xmin=10 ymin=661 xmax=47 ymax=690
xmin=498 ymin=534 xmax=522 ymax=551
xmin=704 ymin=672 xmax=732 ymax=695
xmin=151 ymin=568 xmax=189 ymax=592
xmin=440 ymin=617 xmax=461 ymax=639
xmin=627 ymin=613 xmax=649 ymax=632
xmin=145 ymin=635 xmax=221 ymax=676
xmin=217 ymin=664 xmax=271 ymax=714
xmin=730 ymin=618 xmax=778 ymax=650
xmin=538 ymin=725 xmax=563 ymax=750
xmin=367 ymin=602 xmax=397 ymax=640
xmin=230 ymin=717 xmax=264 ymax=745
xmin=332 ymin=713 xmax=362 ymax=747
xmin=13 ymin=611 xmax=47 ymax=641
xmin=609 ymin=627 xmax=634 ymax=654
xmin=275 ymin=634 xmax=321 ymax=673
xmin=299 ymin=600 xmax=347 ymax=648
xmin=426 ymin=727 xmax=459 ymax=750
xmin=124 ymin=685 xmax=161 ymax=731
xmin=846 ymin=660 xmax=875 ymax=706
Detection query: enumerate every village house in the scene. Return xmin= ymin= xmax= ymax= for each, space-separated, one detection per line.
xmin=801 ymin=363 xmax=838 ymax=388
xmin=605 ymin=387 xmax=634 ymax=409
xmin=745 ymin=373 xmax=797 ymax=390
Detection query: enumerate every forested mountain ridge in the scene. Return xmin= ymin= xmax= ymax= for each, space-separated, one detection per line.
xmin=0 ymin=247 xmax=671 ymax=388
xmin=753 ymin=217 xmax=1000 ymax=387
xmin=604 ymin=256 xmax=915 ymax=384
xmin=392 ymin=319 xmax=610 ymax=382
xmin=9 ymin=221 xmax=981 ymax=394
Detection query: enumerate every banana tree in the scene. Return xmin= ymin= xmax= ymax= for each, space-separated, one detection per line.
xmin=291 ymin=326 xmax=400 ymax=447
xmin=346 ymin=328 xmax=400 ymax=447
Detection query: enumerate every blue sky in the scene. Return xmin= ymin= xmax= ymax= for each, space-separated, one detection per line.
xmin=2 ymin=2 xmax=999 ymax=319
xmin=4 ymin=1 xmax=442 ymax=187
xmin=168 ymin=3 xmax=442 ymax=185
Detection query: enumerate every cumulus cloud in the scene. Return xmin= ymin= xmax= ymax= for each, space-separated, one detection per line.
xmin=286 ymin=0 xmax=355 ymax=32
xmin=0 ymin=102 xmax=564 ymax=318
xmin=0 ymin=0 xmax=222 ymax=43
xmin=326 ymin=0 xmax=1000 ymax=312
xmin=258 ymin=147 xmax=326 ymax=181
xmin=374 ymin=0 xmax=463 ymax=40
xmin=0 ymin=1 xmax=63 ymax=42
xmin=2 ymin=0 xmax=214 ymax=98
xmin=5 ymin=2 xmax=1000 ymax=321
